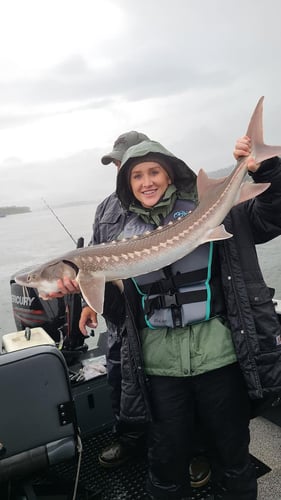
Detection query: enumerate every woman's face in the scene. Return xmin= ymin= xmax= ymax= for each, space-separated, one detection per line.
xmin=130 ymin=161 xmax=172 ymax=208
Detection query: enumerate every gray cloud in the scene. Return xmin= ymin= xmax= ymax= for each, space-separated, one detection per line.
xmin=1 ymin=0 xmax=280 ymax=123
xmin=0 ymin=148 xmax=117 ymax=209
xmin=0 ymin=52 xmax=235 ymax=110
xmin=0 ymin=96 xmax=115 ymax=129
xmin=1 ymin=0 xmax=281 ymax=207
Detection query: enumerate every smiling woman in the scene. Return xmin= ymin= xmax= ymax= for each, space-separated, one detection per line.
xmin=129 ymin=160 xmax=172 ymax=208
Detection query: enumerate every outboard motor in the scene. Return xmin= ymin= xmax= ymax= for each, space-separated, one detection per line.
xmin=9 ymin=237 xmax=88 ymax=364
xmin=10 ymin=279 xmax=65 ymax=340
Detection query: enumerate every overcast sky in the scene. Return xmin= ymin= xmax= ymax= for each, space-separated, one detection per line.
xmin=1 ymin=0 xmax=281 ymax=209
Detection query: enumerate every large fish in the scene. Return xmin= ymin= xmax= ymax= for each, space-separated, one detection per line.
xmin=16 ymin=97 xmax=281 ymax=313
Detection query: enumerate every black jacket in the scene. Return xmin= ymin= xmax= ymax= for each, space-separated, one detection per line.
xmin=88 ymin=192 xmax=128 ymax=339
xmin=90 ymin=192 xmax=127 ymax=245
xmin=103 ymin=157 xmax=281 ymax=423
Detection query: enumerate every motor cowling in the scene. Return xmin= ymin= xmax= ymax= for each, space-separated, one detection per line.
xmin=10 ymin=273 xmax=87 ymax=364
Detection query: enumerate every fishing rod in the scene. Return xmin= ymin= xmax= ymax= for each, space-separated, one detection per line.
xmin=41 ymin=198 xmax=84 ymax=248
xmin=41 ymin=198 xmax=88 ymax=344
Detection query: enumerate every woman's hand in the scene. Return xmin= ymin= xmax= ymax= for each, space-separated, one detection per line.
xmin=233 ymin=135 xmax=260 ymax=172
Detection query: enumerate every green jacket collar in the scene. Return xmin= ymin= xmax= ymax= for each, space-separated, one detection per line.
xmin=129 ymin=185 xmax=197 ymax=226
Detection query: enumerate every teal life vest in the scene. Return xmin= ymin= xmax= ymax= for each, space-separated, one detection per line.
xmin=123 ymin=199 xmax=225 ymax=329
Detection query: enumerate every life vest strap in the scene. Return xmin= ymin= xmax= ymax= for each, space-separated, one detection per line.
xmin=144 ymin=289 xmax=207 ymax=315
xmin=141 ymin=268 xmax=208 ymax=295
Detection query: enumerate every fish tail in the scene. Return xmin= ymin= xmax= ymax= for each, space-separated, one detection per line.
xmin=246 ymin=96 xmax=281 ymax=163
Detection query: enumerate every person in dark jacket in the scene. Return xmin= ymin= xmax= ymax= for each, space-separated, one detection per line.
xmin=78 ymin=135 xmax=281 ymax=499
xmin=52 ymin=131 xmax=150 ymax=467
xmin=87 ymin=131 xmax=151 ymax=468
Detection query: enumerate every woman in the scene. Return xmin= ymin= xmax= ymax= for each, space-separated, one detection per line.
xmin=57 ymin=137 xmax=281 ymax=499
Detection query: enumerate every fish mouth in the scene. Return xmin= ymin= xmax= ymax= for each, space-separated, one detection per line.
xmin=15 ymin=274 xmax=31 ymax=286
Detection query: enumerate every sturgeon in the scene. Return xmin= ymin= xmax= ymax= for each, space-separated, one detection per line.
xmin=15 ymin=97 xmax=281 ymax=313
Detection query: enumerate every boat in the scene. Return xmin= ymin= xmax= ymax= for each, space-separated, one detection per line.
xmin=1 ymin=272 xmax=281 ymax=499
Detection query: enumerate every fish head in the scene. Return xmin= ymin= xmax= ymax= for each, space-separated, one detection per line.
xmin=15 ymin=259 xmax=77 ymax=297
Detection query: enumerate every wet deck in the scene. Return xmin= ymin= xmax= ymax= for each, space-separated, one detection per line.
xmin=51 ymin=415 xmax=281 ymax=500
xmin=33 ymin=417 xmax=281 ymax=500
xmin=250 ymin=415 xmax=281 ymax=500
xmin=54 ymin=415 xmax=281 ymax=500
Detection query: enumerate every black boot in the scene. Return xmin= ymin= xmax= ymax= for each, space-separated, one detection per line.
xmin=98 ymin=440 xmax=132 ymax=468
xmin=189 ymin=455 xmax=211 ymax=488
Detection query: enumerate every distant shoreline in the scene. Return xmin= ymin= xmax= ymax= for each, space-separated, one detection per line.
xmin=0 ymin=206 xmax=31 ymax=217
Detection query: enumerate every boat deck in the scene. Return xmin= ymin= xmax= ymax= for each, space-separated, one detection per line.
xmin=250 ymin=415 xmax=281 ymax=500
xmin=53 ymin=416 xmax=281 ymax=500
xmin=2 ymin=415 xmax=278 ymax=500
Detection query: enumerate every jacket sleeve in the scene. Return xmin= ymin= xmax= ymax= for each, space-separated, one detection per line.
xmin=88 ymin=201 xmax=105 ymax=246
xmin=246 ymin=156 xmax=281 ymax=243
xmin=102 ymin=282 xmax=125 ymax=326
xmin=89 ymin=193 xmax=127 ymax=246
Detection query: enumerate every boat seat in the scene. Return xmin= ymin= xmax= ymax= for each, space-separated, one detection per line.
xmin=0 ymin=345 xmax=79 ymax=495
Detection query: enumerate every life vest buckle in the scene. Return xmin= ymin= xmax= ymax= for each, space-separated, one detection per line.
xmin=144 ymin=293 xmax=179 ymax=317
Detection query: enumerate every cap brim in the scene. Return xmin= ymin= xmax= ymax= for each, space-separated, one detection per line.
xmin=101 ymin=150 xmax=123 ymax=165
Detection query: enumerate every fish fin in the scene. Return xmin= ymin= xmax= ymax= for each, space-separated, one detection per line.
xmin=234 ymin=181 xmax=271 ymax=205
xmin=112 ymin=279 xmax=124 ymax=293
xmin=197 ymin=169 xmax=226 ymax=201
xmin=77 ymin=270 xmax=105 ymax=314
xmin=246 ymin=96 xmax=281 ymax=163
xmin=204 ymin=224 xmax=233 ymax=242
